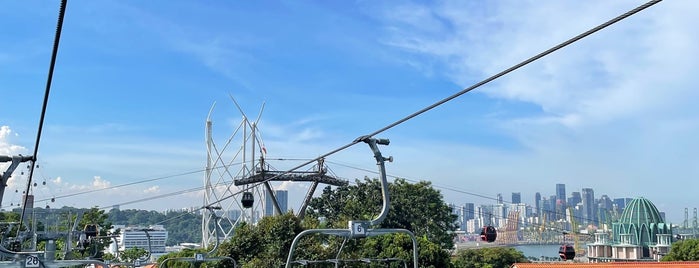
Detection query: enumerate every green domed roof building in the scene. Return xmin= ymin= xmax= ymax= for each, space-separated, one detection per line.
xmin=588 ymin=197 xmax=673 ymax=262
xmin=612 ymin=197 xmax=671 ymax=247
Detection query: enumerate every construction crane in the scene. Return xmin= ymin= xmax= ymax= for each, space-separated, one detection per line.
xmin=567 ymin=207 xmax=585 ymax=257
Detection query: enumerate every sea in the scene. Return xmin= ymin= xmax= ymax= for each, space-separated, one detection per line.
xmin=511 ymin=244 xmax=563 ymax=259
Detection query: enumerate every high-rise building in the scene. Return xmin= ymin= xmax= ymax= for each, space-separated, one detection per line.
xmin=449 ymin=203 xmax=465 ymax=230
xmin=599 ymin=195 xmax=613 ymax=210
xmin=534 ymin=192 xmax=542 ymax=216
xmin=582 ymin=188 xmax=596 ymax=225
xmin=464 ymin=203 xmax=475 ymax=221
xmin=569 ymin=191 xmax=582 ymax=207
xmin=512 ymin=192 xmax=521 ymax=204
xmin=556 ymin=184 xmax=567 ymax=220
xmin=556 ymin=184 xmax=566 ymax=206
xmin=613 ymin=197 xmax=633 ymax=213
xmin=265 ymin=190 xmax=288 ymax=216
xmin=476 ymin=205 xmax=493 ymax=226
xmin=497 ymin=193 xmax=503 ymax=204
xmin=549 ymin=195 xmax=558 ymax=220
xmin=598 ymin=195 xmax=613 ymax=225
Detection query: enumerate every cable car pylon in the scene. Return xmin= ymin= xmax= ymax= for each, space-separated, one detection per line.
xmin=285 ymin=137 xmax=418 ymax=268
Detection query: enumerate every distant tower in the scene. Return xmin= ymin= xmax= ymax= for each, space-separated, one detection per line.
xmin=497 ymin=193 xmax=503 ymax=204
xmin=534 ymin=192 xmax=542 ymax=216
xmin=582 ymin=188 xmax=596 ymax=225
xmin=693 ymin=208 xmax=698 ymax=234
xmin=265 ymin=190 xmax=288 ymax=216
xmin=549 ymin=195 xmax=557 ymax=220
xmin=556 ymin=184 xmax=566 ymax=220
xmin=556 ymin=184 xmax=566 ymax=207
xmin=569 ymin=191 xmax=582 ymax=207
xmin=203 ymin=108 xmax=268 ymax=247
xmin=512 ymin=192 xmax=521 ymax=204
xmin=464 ymin=203 xmax=475 ymax=221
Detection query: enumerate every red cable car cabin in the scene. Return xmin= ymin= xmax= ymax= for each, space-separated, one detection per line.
xmin=480 ymin=226 xmax=497 ymax=243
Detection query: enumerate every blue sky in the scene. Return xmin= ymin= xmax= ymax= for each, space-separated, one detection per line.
xmin=1 ymin=0 xmax=697 ymax=224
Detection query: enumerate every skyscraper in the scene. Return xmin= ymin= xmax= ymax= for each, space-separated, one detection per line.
xmin=464 ymin=203 xmax=475 ymax=221
xmin=512 ymin=192 xmax=521 ymax=204
xmin=556 ymin=184 xmax=566 ymax=206
xmin=535 ymin=192 xmax=542 ymax=216
xmin=569 ymin=191 xmax=582 ymax=207
xmin=556 ymin=184 xmax=566 ymax=220
xmin=582 ymin=188 xmax=596 ymax=225
xmin=549 ymin=195 xmax=558 ymax=220
xmin=265 ymin=190 xmax=288 ymax=216
xmin=497 ymin=193 xmax=503 ymax=204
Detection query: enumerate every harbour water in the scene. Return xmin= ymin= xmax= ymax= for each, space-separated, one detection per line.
xmin=511 ymin=244 xmax=562 ymax=259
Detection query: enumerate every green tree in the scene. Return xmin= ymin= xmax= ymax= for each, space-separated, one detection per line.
xmin=157 ymin=248 xmax=211 ymax=268
xmin=452 ymin=247 xmax=528 ymax=268
xmin=662 ymin=238 xmax=699 ymax=261
xmin=217 ymin=212 xmax=307 ymax=268
xmin=308 ymin=178 xmax=457 ymax=248
xmin=120 ymin=247 xmax=149 ymax=263
xmin=305 ymin=177 xmax=458 ymax=267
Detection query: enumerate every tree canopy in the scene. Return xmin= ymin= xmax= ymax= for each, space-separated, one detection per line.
xmin=452 ymin=247 xmax=529 ymax=268
xmin=215 ymin=212 xmax=305 ymax=268
xmin=306 ymin=177 xmax=458 ymax=248
xmin=662 ymin=239 xmax=699 ymax=261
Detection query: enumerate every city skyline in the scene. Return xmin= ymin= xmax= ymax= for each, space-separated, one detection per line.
xmin=1 ymin=1 xmax=697 ymax=224
xmin=449 ymin=182 xmax=691 ymax=228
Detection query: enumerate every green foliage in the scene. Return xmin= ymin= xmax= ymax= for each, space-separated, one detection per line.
xmin=120 ymin=247 xmax=150 ymax=263
xmin=157 ymin=248 xmax=211 ymax=268
xmin=308 ymin=178 xmax=458 ymax=248
xmin=217 ymin=212 xmax=304 ymax=268
xmin=452 ymin=247 xmax=529 ymax=268
xmin=662 ymin=239 xmax=699 ymax=261
xmin=304 ymin=177 xmax=458 ymax=267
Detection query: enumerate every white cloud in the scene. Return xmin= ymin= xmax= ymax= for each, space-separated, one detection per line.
xmin=362 ymin=0 xmax=699 ymax=222
xmin=376 ymin=1 xmax=699 ymax=128
xmin=144 ymin=186 xmax=160 ymax=194
xmin=0 ymin=126 xmax=27 ymax=156
xmin=92 ymin=176 xmax=111 ymax=189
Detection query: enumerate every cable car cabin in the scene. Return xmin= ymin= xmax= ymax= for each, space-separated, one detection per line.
xmin=241 ymin=192 xmax=254 ymax=208
xmin=559 ymin=243 xmax=576 ymax=260
xmin=480 ymin=226 xmax=497 ymax=243
xmin=84 ymin=224 xmax=98 ymax=238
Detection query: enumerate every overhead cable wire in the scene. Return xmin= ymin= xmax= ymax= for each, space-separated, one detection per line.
xmin=20 ymin=0 xmax=68 ymax=231
xmin=97 ymin=185 xmax=208 ymax=210
xmin=324 ymin=160 xmax=606 ymax=227
xmin=11 ymin=161 xmax=244 ymax=209
xmin=204 ymin=0 xmax=663 ymax=209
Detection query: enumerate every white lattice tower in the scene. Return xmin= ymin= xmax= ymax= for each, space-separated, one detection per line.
xmin=202 ymin=104 xmax=267 ymax=247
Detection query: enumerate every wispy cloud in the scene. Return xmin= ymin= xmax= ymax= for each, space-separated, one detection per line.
xmin=376 ymin=1 xmax=699 ymax=128
xmin=358 ymin=0 xmax=699 ymax=220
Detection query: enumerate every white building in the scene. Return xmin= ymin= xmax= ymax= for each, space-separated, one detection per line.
xmin=110 ymin=225 xmax=168 ymax=261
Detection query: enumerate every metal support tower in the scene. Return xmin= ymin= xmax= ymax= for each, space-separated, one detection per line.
xmin=693 ymin=208 xmax=698 ymax=236
xmin=0 ymin=155 xmax=34 ymax=207
xmin=234 ymin=157 xmax=347 ymax=220
xmin=202 ymin=102 xmax=268 ymax=247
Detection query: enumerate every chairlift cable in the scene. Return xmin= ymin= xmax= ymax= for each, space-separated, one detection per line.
xmin=203 ymin=0 xmax=663 ymax=210
xmin=326 ymin=159 xmax=602 ymax=225
xmin=19 ymin=0 xmax=68 ymax=233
